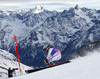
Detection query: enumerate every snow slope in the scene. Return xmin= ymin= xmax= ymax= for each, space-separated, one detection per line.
xmin=0 ymin=49 xmax=32 ymax=79
xmin=9 ymin=51 xmax=100 ymax=79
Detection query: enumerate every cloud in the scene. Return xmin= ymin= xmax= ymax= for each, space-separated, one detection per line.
xmin=0 ymin=0 xmax=100 ymax=6
xmin=0 ymin=0 xmax=100 ymax=10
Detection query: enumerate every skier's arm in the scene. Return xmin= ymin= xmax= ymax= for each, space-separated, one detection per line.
xmin=46 ymin=48 xmax=53 ymax=63
xmin=46 ymin=52 xmax=51 ymax=59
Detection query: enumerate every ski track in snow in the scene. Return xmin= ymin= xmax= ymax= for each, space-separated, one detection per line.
xmin=7 ymin=52 xmax=100 ymax=79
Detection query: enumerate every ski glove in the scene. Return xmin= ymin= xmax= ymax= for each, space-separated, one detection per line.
xmin=44 ymin=59 xmax=48 ymax=65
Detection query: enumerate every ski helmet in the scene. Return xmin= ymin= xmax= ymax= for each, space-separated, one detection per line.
xmin=43 ymin=45 xmax=49 ymax=50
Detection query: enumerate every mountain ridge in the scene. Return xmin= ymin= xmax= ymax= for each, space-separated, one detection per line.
xmin=0 ymin=5 xmax=100 ymax=67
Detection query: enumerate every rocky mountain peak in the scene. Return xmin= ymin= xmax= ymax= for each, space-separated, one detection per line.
xmin=74 ymin=5 xmax=80 ymax=10
xmin=34 ymin=5 xmax=45 ymax=13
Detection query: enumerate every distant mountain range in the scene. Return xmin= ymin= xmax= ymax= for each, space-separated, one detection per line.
xmin=0 ymin=5 xmax=100 ymax=67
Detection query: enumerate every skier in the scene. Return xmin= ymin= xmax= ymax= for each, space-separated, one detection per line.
xmin=43 ymin=45 xmax=62 ymax=66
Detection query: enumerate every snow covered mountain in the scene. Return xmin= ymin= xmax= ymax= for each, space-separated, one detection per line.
xmin=34 ymin=5 xmax=45 ymax=13
xmin=0 ymin=49 xmax=32 ymax=79
xmin=0 ymin=5 xmax=100 ymax=67
xmin=9 ymin=48 xmax=100 ymax=79
xmin=70 ymin=40 xmax=100 ymax=59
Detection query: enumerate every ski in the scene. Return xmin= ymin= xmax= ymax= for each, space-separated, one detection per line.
xmin=25 ymin=60 xmax=71 ymax=74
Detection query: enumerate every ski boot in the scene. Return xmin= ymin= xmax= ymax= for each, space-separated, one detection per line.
xmin=48 ymin=62 xmax=55 ymax=67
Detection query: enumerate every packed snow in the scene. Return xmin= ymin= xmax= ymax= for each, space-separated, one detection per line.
xmin=8 ymin=50 xmax=100 ymax=79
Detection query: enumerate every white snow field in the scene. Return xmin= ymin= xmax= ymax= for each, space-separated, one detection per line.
xmin=8 ymin=51 xmax=100 ymax=79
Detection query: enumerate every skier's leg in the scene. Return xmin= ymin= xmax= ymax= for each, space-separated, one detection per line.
xmin=52 ymin=51 xmax=61 ymax=62
xmin=47 ymin=51 xmax=61 ymax=66
xmin=47 ymin=52 xmax=61 ymax=66
xmin=47 ymin=58 xmax=55 ymax=66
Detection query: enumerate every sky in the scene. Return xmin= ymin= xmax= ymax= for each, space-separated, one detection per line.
xmin=0 ymin=0 xmax=100 ymax=11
